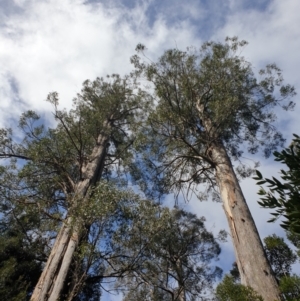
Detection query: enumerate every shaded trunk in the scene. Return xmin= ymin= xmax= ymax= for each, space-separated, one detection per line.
xmin=31 ymin=128 xmax=110 ymax=301
xmin=64 ymin=229 xmax=90 ymax=301
xmin=175 ymin=258 xmax=186 ymax=301
xmin=211 ymin=142 xmax=281 ymax=301
xmin=177 ymin=289 xmax=186 ymax=301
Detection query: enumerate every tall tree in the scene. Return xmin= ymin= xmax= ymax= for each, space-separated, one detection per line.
xmin=130 ymin=37 xmax=295 ymax=300
xmin=0 ymin=74 xmax=149 ymax=301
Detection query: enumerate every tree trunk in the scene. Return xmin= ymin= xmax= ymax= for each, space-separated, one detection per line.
xmin=175 ymin=258 xmax=186 ymax=301
xmin=31 ymin=129 xmax=110 ymax=301
xmin=211 ymin=142 xmax=281 ymax=301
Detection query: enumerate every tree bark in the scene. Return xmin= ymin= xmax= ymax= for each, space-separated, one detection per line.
xmin=211 ymin=142 xmax=281 ymax=301
xmin=175 ymin=258 xmax=186 ymax=301
xmin=31 ymin=128 xmax=110 ymax=301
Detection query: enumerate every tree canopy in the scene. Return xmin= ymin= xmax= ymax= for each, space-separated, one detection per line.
xmin=131 ymin=37 xmax=295 ymax=200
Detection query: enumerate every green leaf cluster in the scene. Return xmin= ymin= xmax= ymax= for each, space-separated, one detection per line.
xmin=112 ymin=203 xmax=223 ymax=301
xmin=264 ymin=234 xmax=297 ymax=279
xmin=254 ymin=134 xmax=300 ymax=234
xmin=215 ymin=275 xmax=263 ymax=301
xmin=263 ymin=233 xmax=300 ymax=301
xmin=279 ymin=275 xmax=300 ymax=301
xmin=0 ymin=207 xmax=47 ymax=300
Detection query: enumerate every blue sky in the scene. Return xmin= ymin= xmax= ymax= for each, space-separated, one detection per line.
xmin=1 ymin=0 xmax=300 ymax=300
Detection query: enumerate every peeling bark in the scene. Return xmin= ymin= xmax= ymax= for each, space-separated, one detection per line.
xmin=212 ymin=142 xmax=281 ymax=301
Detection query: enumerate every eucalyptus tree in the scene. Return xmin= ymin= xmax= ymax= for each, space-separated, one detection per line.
xmin=130 ymin=37 xmax=296 ymax=300
xmin=0 ymin=74 xmax=150 ymax=301
xmin=113 ymin=202 xmax=222 ymax=301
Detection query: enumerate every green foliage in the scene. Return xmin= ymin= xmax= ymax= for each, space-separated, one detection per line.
xmin=263 ymin=234 xmax=297 ymax=279
xmin=254 ymin=134 xmax=300 ymax=234
xmin=215 ymin=275 xmax=263 ymax=301
xmin=0 ymin=74 xmax=151 ymax=299
xmin=279 ymin=275 xmax=300 ymax=301
xmin=0 ymin=214 xmax=46 ymax=300
xmin=287 ymin=231 xmax=300 ymax=258
xmin=65 ymin=184 xmax=143 ymax=300
xmin=113 ymin=203 xmax=223 ymax=301
xmin=131 ymin=37 xmax=295 ymax=200
xmin=263 ymin=234 xmax=300 ymax=300
xmin=229 ymin=262 xmax=240 ymax=282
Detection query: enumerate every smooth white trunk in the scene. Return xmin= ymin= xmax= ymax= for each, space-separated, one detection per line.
xmin=174 ymin=258 xmax=186 ymax=301
xmin=212 ymin=142 xmax=281 ymax=301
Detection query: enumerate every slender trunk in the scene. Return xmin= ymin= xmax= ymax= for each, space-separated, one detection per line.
xmin=64 ymin=229 xmax=90 ymax=301
xmin=177 ymin=289 xmax=186 ymax=301
xmin=176 ymin=258 xmax=186 ymax=301
xmin=211 ymin=142 xmax=281 ymax=301
xmin=31 ymin=127 xmax=110 ymax=301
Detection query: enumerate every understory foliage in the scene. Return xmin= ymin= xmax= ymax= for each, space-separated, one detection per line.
xmin=263 ymin=234 xmax=297 ymax=279
xmin=0 ymin=211 xmax=46 ymax=300
xmin=264 ymin=233 xmax=300 ymax=301
xmin=215 ymin=275 xmax=263 ymax=301
xmin=113 ymin=205 xmax=223 ymax=301
xmin=0 ymin=180 xmax=223 ymax=300
xmin=215 ymin=232 xmax=300 ymax=301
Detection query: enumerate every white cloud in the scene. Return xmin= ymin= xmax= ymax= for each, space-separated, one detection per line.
xmin=213 ymin=0 xmax=300 ymax=110
xmin=0 ymin=0 xmax=202 ymax=123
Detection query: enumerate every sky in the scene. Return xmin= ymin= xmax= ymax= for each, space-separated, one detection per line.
xmin=1 ymin=0 xmax=300 ymax=300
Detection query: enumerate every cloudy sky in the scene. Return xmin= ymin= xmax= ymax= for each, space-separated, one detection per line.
xmin=1 ymin=0 xmax=300 ymax=299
